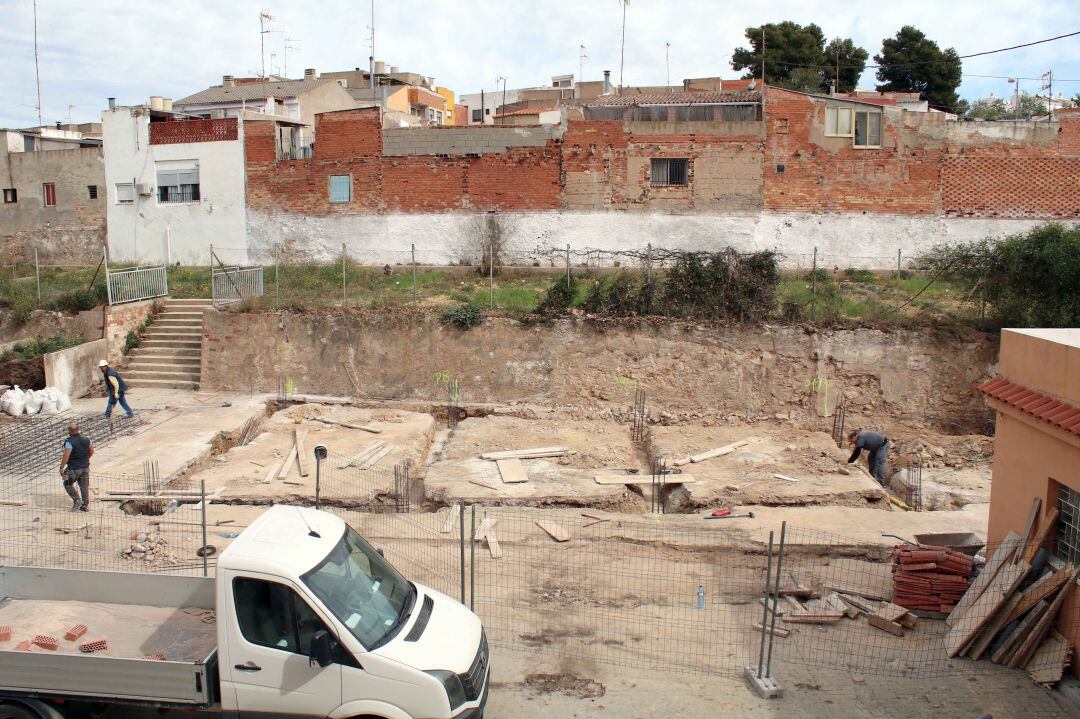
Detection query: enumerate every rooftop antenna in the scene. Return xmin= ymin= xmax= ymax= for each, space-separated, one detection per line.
xmin=295 ymin=507 xmax=321 ymax=538
xmin=369 ymin=0 xmax=376 ymax=90
xmin=618 ymin=0 xmax=629 ymax=94
xmin=270 ymin=51 xmax=278 ymax=77
xmin=67 ymin=104 xmax=74 ymax=125
xmin=666 ymin=41 xmax=671 ymax=92
xmin=259 ymin=10 xmax=274 ymax=78
xmin=33 ymin=0 xmax=43 ymax=127
xmin=283 ymin=37 xmax=300 ymax=79
xmin=579 ymin=44 xmax=588 ymax=89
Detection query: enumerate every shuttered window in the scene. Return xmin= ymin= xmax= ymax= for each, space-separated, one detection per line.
xmin=156 ymin=161 xmax=200 ymax=204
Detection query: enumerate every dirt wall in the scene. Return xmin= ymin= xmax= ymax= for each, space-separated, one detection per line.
xmin=201 ymin=312 xmax=998 ymax=432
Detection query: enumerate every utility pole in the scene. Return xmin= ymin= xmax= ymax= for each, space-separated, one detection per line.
xmin=618 ymin=0 xmax=629 ymax=93
xmin=1042 ymin=70 xmax=1053 ymax=121
xmin=33 ymin=0 xmax=43 ymax=127
xmin=369 ymin=0 xmax=376 ymax=90
xmin=259 ymin=10 xmax=274 ymax=78
xmin=666 ymin=42 xmax=671 ymax=91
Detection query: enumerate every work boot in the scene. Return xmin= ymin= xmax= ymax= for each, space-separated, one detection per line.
xmin=79 ymin=503 xmax=90 ymax=512
xmin=70 ymin=498 xmax=82 ymax=512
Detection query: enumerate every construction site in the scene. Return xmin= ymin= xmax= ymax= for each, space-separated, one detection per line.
xmin=2 ymin=295 xmax=1079 ymax=718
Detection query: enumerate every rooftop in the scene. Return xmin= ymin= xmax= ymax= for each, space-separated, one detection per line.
xmin=1005 ymin=328 xmax=1080 ymax=350
xmin=586 ymin=91 xmax=760 ymax=107
xmin=175 ymin=78 xmax=331 ymax=106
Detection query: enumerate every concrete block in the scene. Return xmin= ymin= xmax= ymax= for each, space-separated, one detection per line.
xmin=743 ymin=666 xmax=783 ymax=699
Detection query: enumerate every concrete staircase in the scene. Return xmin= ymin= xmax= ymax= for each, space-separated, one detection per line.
xmin=124 ymin=299 xmax=211 ymax=390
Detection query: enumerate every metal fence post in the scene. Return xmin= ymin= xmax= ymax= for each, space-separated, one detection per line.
xmin=488 ymin=236 xmax=494 ymax=310
xmin=200 ymin=479 xmax=208 ymax=577
xmin=470 ymin=505 xmax=476 ymax=611
xmin=645 ymin=243 xmax=652 ymax=284
xmin=34 ymin=247 xmax=40 ymax=302
xmin=565 ymin=243 xmax=570 ymax=291
xmin=459 ymin=503 xmax=466 ymax=605
xmin=103 ymin=245 xmax=112 ymax=306
xmin=765 ymin=522 xmax=787 ymax=678
xmin=315 ymin=455 xmax=322 ymax=510
xmin=896 ymin=249 xmax=902 ymax=284
xmin=756 ymin=530 xmax=774 ymax=678
xmin=411 ymin=243 xmax=417 ymax=304
xmin=810 ymin=247 xmax=818 ymax=322
xmin=341 ymin=242 xmax=346 ymax=307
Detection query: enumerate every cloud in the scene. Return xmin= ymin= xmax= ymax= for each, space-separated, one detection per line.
xmin=0 ymin=0 xmax=1077 ymax=127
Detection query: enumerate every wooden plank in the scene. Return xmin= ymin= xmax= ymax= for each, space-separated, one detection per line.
xmin=338 ymin=441 xmax=386 ymax=469
xmin=992 ymin=600 xmax=1048 ymax=664
xmin=1027 ymin=631 xmax=1070 ymax=685
xmin=536 ymin=520 xmax=571 ymax=542
xmin=897 ymin=613 xmax=918 ymax=629
xmin=440 ymin=503 xmax=459 ymax=534
xmin=1005 ymin=565 xmax=1074 ymax=624
xmin=496 ymin=458 xmax=529 ymax=484
xmin=1022 ymin=507 xmax=1060 ymax=565
xmin=868 ymin=614 xmax=905 ymax=636
xmin=875 ymin=603 xmax=911 ymax=623
xmin=823 ymin=581 xmax=890 ymax=602
xmin=278 ymin=446 xmax=298 ymax=479
xmin=294 ymin=428 xmax=309 ymax=477
xmin=837 ymin=593 xmax=873 ymax=614
xmin=688 ymin=441 xmax=750 ymax=464
xmin=358 ymin=444 xmax=392 ymax=470
xmin=1010 ymin=566 xmax=1080 ymax=669
xmin=752 ymin=623 xmax=791 ymax=638
xmin=594 ymin=474 xmax=697 ymax=485
xmin=783 ymin=595 xmax=805 ymax=613
xmin=485 ymin=530 xmax=502 ymax=559
xmin=481 ymin=446 xmax=568 ymax=461
xmin=474 ymin=517 xmax=497 ymax=540
xmin=967 ymin=593 xmax=1023 ymax=660
xmin=261 ymin=462 xmax=280 ymax=484
xmin=947 ymin=531 xmax=1021 ymax=627
xmin=783 ymin=613 xmax=843 ymax=624
xmin=1014 ymin=498 xmax=1043 ymax=565
xmin=945 ymin=561 xmax=1029 ymax=657
xmin=772 ymin=474 xmax=800 ymax=483
xmin=312 ymin=416 xmax=381 ymax=433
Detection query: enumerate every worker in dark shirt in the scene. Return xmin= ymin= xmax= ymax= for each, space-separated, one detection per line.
xmin=847 ymin=429 xmax=890 ymax=485
xmin=99 ymin=359 xmax=134 ymax=419
xmin=59 ymin=423 xmax=94 ymax=512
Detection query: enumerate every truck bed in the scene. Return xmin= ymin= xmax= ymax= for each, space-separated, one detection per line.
xmin=0 ymin=567 xmax=218 ymax=707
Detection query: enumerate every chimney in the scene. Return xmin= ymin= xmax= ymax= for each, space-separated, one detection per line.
xmin=223 ymin=75 xmax=235 ymax=88
xmin=107 ymin=97 xmax=116 ymax=110
xmin=304 ymin=68 xmax=316 ymax=79
xmin=602 ymin=70 xmax=612 ymax=95
xmin=55 ymin=121 xmax=62 ymax=129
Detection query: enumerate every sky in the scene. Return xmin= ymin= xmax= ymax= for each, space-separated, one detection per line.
xmin=1 ymin=0 xmax=1078 ymax=128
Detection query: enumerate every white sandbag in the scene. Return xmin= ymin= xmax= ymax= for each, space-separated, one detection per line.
xmin=2 ymin=396 xmax=26 ymax=416
xmin=23 ymin=391 xmax=41 ymax=415
xmin=56 ymin=392 xmax=72 ymax=412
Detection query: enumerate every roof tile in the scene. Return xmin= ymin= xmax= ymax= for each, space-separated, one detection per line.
xmin=586 ymin=91 xmax=760 ymax=107
xmin=978 ymin=377 xmax=1080 ymax=437
xmin=175 ymin=78 xmax=331 ymax=106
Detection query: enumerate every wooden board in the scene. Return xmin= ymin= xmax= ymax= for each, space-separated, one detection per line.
xmin=772 ymin=473 xmax=800 ymax=483
xmin=474 ymin=517 xmax=497 ymax=540
xmin=440 ymin=503 xmax=459 ymax=533
xmin=752 ymin=623 xmax=791 ymax=638
xmin=481 ymin=447 xmax=568 ymax=461
xmin=992 ymin=600 xmax=1048 ymax=664
xmin=1015 ymin=498 xmax=1043 ymax=565
xmin=966 ymin=593 xmax=1022 ymax=660
xmin=897 ymin=613 xmax=917 ymax=629
xmin=1027 ymin=631 xmax=1071 ymax=685
xmin=294 ymin=429 xmax=309 ymax=477
xmin=868 ymin=614 xmax=904 ymax=637
xmin=536 ymin=520 xmax=571 ymax=542
xmin=1010 ymin=567 xmax=1080 ymax=669
xmin=782 ymin=613 xmax=843 ymax=624
xmin=277 ymin=446 xmax=298 ymax=479
xmin=823 ymin=581 xmax=890 ymax=602
xmin=1005 ymin=565 xmax=1074 ymax=623
xmin=338 ymin=441 xmax=386 ymax=469
xmin=261 ymin=462 xmax=280 ymax=485
xmin=358 ymin=445 xmax=392 ymax=470
xmin=945 ymin=561 xmax=1029 ymax=657
xmin=875 ymin=603 xmax=910 ymax=623
xmin=485 ymin=530 xmax=502 ymax=559
xmin=836 ymin=593 xmax=874 ymax=614
xmin=688 ymin=441 xmax=750 ymax=464
xmin=947 ymin=531 xmax=1021 ymax=627
xmin=1022 ymin=507 xmax=1059 ymax=565
xmin=496 ymin=458 xmax=529 ymax=484
xmin=594 ymin=474 xmax=697 ymax=485
xmin=312 ymin=417 xmax=381 ymax=433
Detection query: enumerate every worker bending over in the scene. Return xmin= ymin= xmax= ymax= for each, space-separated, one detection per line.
xmin=847 ymin=429 xmax=890 ymax=485
xmin=99 ymin=359 xmax=134 ymax=419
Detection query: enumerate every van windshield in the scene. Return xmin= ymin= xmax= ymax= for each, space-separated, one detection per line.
xmin=302 ymin=525 xmax=415 ymax=649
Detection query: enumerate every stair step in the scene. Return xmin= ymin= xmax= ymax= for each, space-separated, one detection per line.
xmin=140 ymin=340 xmax=202 ymax=350
xmin=126 ymin=378 xmax=199 ymax=390
xmin=125 ymin=369 xmax=200 ymax=381
xmin=132 ymin=347 xmax=201 ymax=357
xmin=127 ymin=360 xmax=201 ymax=371
xmin=144 ymin=330 xmax=201 ymax=339
xmin=164 ymin=298 xmax=212 ymax=305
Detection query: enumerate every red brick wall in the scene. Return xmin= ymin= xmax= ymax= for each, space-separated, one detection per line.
xmin=245 ymin=108 xmax=560 ymax=214
xmin=149 ymin=118 xmax=238 ymax=145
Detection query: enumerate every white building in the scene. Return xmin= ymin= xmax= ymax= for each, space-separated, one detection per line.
xmin=101 ymin=105 xmax=252 ymax=265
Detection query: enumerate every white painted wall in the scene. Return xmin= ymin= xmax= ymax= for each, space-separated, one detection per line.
xmin=102 ymin=108 xmax=248 ymax=264
xmin=246 ymin=210 xmax=1064 ymax=269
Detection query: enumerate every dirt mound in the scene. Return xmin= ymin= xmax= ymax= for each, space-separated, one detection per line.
xmin=0 ymin=357 xmax=45 ymax=390
xmin=524 ymin=672 xmax=606 ymax=698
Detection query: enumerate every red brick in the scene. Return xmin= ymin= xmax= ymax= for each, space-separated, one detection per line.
xmin=32 ymin=635 xmax=59 ymax=650
xmin=79 ymin=638 xmax=108 ymax=653
xmin=143 ymin=652 xmax=167 ymax=660
xmin=65 ymin=624 xmax=88 ymax=641
xmin=0 ymin=625 xmax=10 ymax=642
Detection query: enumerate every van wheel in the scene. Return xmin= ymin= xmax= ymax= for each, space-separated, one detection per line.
xmin=0 ymin=703 xmax=40 ymax=719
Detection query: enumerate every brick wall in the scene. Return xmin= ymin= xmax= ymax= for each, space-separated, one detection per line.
xmin=149 ymin=118 xmax=238 ymax=145
xmin=104 ymin=299 xmax=157 ymax=366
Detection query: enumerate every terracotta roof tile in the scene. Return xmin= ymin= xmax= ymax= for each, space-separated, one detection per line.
xmin=586 ymin=91 xmax=760 ymax=107
xmin=978 ymin=377 xmax=1080 ymax=436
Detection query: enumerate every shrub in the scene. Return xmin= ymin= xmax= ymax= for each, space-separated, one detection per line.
xmin=659 ymin=249 xmax=778 ymax=321
xmin=537 ymin=275 xmax=578 ymax=315
xmin=123 ymin=331 xmax=141 ymax=355
xmin=842 ymin=267 xmax=876 ymax=283
xmin=11 ymin=295 xmax=37 ymax=325
xmin=440 ymin=303 xmax=482 ymax=329
xmin=48 ymin=285 xmax=106 ymax=314
xmin=579 ymin=273 xmax=654 ymax=316
xmin=0 ymin=334 xmax=84 ymax=362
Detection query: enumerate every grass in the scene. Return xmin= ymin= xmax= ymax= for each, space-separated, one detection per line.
xmin=0 ymin=335 xmax=85 ymax=362
xmin=0 ymin=262 xmax=982 ymax=327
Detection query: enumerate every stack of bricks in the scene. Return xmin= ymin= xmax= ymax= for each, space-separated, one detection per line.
xmin=890 ymin=544 xmax=974 ymax=612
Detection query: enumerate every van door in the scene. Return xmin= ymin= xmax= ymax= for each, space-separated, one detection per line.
xmin=223 ymin=571 xmax=343 ymax=717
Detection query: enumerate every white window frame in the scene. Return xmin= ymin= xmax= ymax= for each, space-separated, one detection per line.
xmin=824 ymin=106 xmax=854 ymax=137
xmin=854 ymin=110 xmax=883 ymax=149
xmin=115 ymin=183 xmax=135 ymax=205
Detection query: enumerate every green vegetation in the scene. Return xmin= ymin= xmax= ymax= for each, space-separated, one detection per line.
xmin=440 ymin=303 xmax=482 ymax=329
xmin=916 ymin=223 xmax=1080 ymax=327
xmin=875 ymin=26 xmax=962 ymax=111
xmin=730 ymin=22 xmax=867 ymax=94
xmin=0 ymin=335 xmax=85 ymax=362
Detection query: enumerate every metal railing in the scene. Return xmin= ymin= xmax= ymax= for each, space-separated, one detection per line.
xmin=104 ymin=245 xmax=169 ymax=305
xmin=213 ymin=265 xmax=265 ymax=306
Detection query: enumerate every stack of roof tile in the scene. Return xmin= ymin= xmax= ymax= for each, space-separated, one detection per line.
xmin=891 ymin=545 xmax=974 ymax=612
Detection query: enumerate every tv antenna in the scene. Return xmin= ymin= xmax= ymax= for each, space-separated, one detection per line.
xmin=33 ymin=0 xmax=43 ymax=127
xmin=579 ymin=44 xmax=588 ymax=87
xmin=259 ymin=10 xmax=275 ymax=78
xmin=283 ymin=37 xmax=300 ymax=79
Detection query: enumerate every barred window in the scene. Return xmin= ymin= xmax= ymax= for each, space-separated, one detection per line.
xmin=156 ymin=161 xmax=200 ymax=204
xmin=1056 ymin=484 xmax=1080 ymax=566
xmin=650 ymin=158 xmax=689 ymax=187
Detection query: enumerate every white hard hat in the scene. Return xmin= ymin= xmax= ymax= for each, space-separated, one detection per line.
xmin=99 ymin=360 xmax=109 ymax=367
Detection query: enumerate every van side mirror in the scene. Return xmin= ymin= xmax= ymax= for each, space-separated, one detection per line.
xmin=309 ymin=630 xmax=337 ymax=668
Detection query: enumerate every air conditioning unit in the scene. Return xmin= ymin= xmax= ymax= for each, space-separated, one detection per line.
xmin=135 ymin=183 xmax=154 ymax=196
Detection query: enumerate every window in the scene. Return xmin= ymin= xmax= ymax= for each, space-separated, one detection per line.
xmin=854 ymin=111 xmax=882 ymax=148
xmin=233 ymin=577 xmax=331 ymax=655
xmin=650 ymin=158 xmax=689 ymax=187
xmin=825 ymin=106 xmax=854 ymax=137
xmin=115 ymin=183 xmax=135 ymax=205
xmin=87 ymin=185 xmax=98 ymax=200
xmin=3 ymin=188 xmax=15 ymax=203
xmin=472 ymin=109 xmax=482 ymax=123
xmin=23 ymin=135 xmax=36 ymax=152
xmin=42 ymin=183 xmax=56 ymax=207
xmin=329 ymin=175 xmax=351 ymax=203
xmin=1056 ymin=484 xmax=1080 ymax=566
xmin=156 ymin=161 xmax=200 ymax=204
